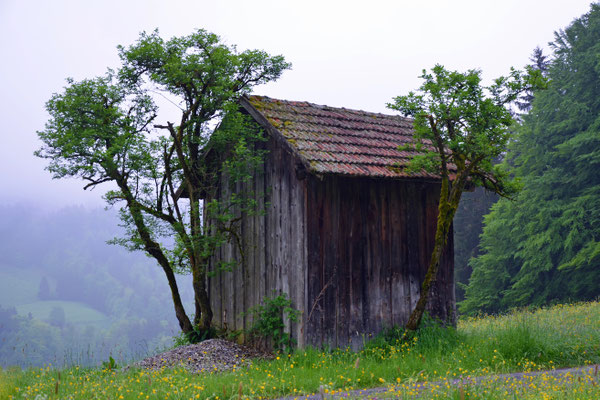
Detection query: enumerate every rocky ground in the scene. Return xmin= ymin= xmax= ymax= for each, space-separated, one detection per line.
xmin=132 ymin=339 xmax=271 ymax=374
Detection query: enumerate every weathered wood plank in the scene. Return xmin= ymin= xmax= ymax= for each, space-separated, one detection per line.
xmin=328 ymin=178 xmax=341 ymax=348
xmin=234 ymin=179 xmax=244 ymax=332
xmin=299 ymin=179 xmax=308 ymax=348
xmin=366 ymin=182 xmax=382 ymax=336
xmin=306 ymin=177 xmax=323 ymax=347
xmin=250 ymin=157 xmax=266 ymax=328
xmin=272 ymin=146 xmax=281 ymax=300
xmin=280 ymin=153 xmax=291 ymax=336
xmin=321 ymin=179 xmax=333 ymax=348
xmin=358 ymin=182 xmax=371 ymax=338
xmin=288 ymin=163 xmax=304 ymax=344
xmin=406 ymin=182 xmax=420 ymax=313
xmin=266 ymin=142 xmax=277 ymax=301
xmin=260 ymin=140 xmax=271 ymax=308
xmin=335 ymin=179 xmax=350 ymax=348
xmin=379 ymin=182 xmax=392 ymax=330
xmin=348 ymin=179 xmax=365 ymax=350
xmin=379 ymin=181 xmax=392 ymax=329
xmin=242 ymin=175 xmax=253 ymax=332
xmin=424 ymin=184 xmax=438 ymax=317
xmin=390 ymin=182 xmax=406 ymax=326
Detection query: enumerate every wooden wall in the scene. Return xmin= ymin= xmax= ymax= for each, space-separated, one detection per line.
xmin=207 ymin=135 xmax=308 ymax=346
xmin=304 ymin=176 xmax=455 ymax=350
xmin=209 ymin=137 xmax=455 ymax=350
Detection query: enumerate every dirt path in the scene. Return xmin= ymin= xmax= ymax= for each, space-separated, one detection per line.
xmin=276 ymin=365 xmax=599 ymax=399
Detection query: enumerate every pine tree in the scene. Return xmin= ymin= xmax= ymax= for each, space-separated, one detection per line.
xmin=454 ymin=46 xmax=550 ymax=304
xmin=37 ymin=276 xmax=51 ymax=300
xmin=453 ymin=187 xmax=498 ymax=302
xmin=516 ymin=47 xmax=551 ymax=113
xmin=461 ymin=4 xmax=600 ymax=315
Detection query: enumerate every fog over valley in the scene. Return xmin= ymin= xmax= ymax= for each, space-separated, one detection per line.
xmin=0 ymin=205 xmax=193 ymax=367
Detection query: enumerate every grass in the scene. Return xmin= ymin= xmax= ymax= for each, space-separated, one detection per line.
xmin=1 ymin=301 xmax=599 ymax=399
xmin=0 ymin=265 xmax=109 ymax=328
xmin=15 ymin=300 xmax=109 ymax=328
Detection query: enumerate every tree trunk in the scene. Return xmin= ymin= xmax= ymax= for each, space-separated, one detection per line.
xmin=116 ymin=176 xmax=194 ymax=334
xmin=162 ymin=262 xmax=195 ymax=333
xmin=194 ymin=272 xmax=213 ymax=331
xmin=189 ymin=194 xmax=214 ymax=334
xmin=405 ymin=176 xmax=463 ymax=331
xmin=132 ymin=204 xmax=194 ymax=334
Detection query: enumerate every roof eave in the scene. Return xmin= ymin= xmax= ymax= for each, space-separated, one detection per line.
xmin=239 ymin=95 xmax=320 ymax=179
xmin=239 ymin=95 xmax=451 ymax=182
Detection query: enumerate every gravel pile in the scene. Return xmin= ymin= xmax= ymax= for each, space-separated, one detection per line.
xmin=133 ymin=339 xmax=269 ymax=374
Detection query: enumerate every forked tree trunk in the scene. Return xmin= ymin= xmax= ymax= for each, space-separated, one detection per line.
xmin=131 ymin=206 xmax=194 ymax=334
xmin=189 ymin=194 xmax=214 ymax=335
xmin=115 ymin=174 xmax=195 ymax=334
xmin=194 ymin=273 xmax=213 ymax=331
xmin=130 ymin=205 xmax=194 ymax=334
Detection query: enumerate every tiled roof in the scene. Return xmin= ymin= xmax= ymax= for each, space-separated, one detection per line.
xmin=242 ymin=95 xmax=443 ymax=179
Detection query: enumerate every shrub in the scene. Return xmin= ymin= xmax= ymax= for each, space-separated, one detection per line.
xmin=246 ymin=293 xmax=300 ymax=352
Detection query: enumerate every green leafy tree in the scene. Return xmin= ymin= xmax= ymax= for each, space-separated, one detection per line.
xmin=36 ymin=29 xmax=290 ymax=337
xmin=388 ymin=65 xmax=543 ymax=330
xmin=462 ymin=5 xmax=600 ymax=314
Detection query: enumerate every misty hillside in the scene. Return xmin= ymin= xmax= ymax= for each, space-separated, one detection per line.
xmin=0 ymin=204 xmax=193 ymax=368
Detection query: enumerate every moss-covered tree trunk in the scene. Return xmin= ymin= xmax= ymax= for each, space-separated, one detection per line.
xmin=115 ymin=174 xmax=194 ymax=334
xmin=405 ymin=174 xmax=465 ymax=331
xmin=388 ymin=65 xmax=540 ymax=332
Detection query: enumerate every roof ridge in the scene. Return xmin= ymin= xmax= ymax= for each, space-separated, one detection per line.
xmin=248 ymin=95 xmax=410 ymax=122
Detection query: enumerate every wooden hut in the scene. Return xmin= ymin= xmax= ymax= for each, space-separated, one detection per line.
xmin=207 ymin=95 xmax=455 ymax=349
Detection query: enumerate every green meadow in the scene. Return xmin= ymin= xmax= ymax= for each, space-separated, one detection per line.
xmin=1 ymin=301 xmax=598 ymax=400
xmin=0 ymin=265 xmax=109 ymax=328
xmin=15 ymin=301 xmax=109 ymax=328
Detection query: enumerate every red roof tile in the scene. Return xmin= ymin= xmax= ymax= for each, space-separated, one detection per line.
xmin=242 ymin=95 xmax=444 ymax=179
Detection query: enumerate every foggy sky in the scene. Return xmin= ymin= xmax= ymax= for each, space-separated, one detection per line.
xmin=0 ymin=0 xmax=593 ymax=210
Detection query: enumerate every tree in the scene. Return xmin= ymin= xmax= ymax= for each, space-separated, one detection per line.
xmin=36 ymin=29 xmax=290 ymax=337
xmin=515 ymin=46 xmax=551 ymax=113
xmin=37 ymin=276 xmax=51 ymax=300
xmin=48 ymin=306 xmax=66 ymax=328
xmin=388 ymin=65 xmax=543 ymax=330
xmin=462 ymin=4 xmax=600 ymax=314
xmin=453 ymin=44 xmax=551 ymax=304
xmin=452 ymin=187 xmax=498 ymax=302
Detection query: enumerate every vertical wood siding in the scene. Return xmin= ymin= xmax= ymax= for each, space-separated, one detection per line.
xmin=305 ymin=175 xmax=455 ymax=350
xmin=208 ymin=135 xmax=307 ymax=345
xmin=209 ymin=140 xmax=454 ymax=350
